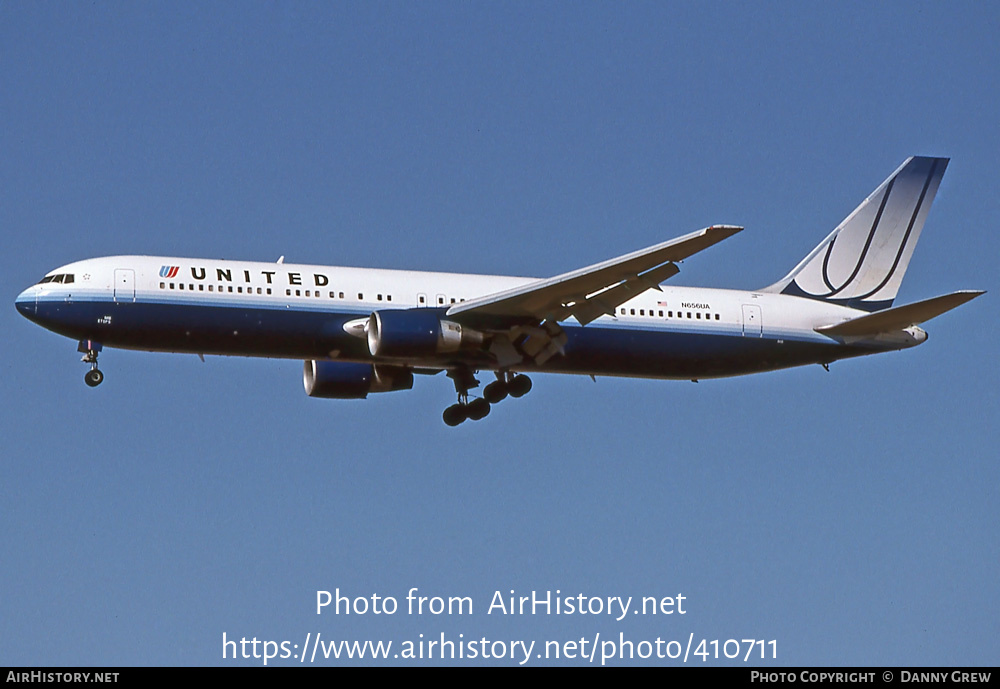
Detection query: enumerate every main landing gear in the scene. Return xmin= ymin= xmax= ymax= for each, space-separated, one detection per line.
xmin=442 ymin=369 xmax=532 ymax=427
xmin=78 ymin=340 xmax=104 ymax=387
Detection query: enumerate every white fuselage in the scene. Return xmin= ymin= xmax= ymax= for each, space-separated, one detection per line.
xmin=16 ymin=255 xmax=921 ymax=383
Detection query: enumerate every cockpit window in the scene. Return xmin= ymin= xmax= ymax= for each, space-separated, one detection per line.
xmin=37 ymin=273 xmax=74 ymax=284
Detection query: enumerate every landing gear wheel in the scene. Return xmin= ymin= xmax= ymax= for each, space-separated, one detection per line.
xmin=443 ymin=404 xmax=467 ymax=427
xmin=466 ymin=398 xmax=491 ymax=420
xmin=444 ymin=366 xmax=483 ymax=427
xmin=78 ymin=341 xmax=104 ymax=388
xmin=84 ymin=369 xmax=104 ymax=387
xmin=508 ymin=374 xmax=532 ymax=398
xmin=483 ymin=381 xmax=508 ymax=404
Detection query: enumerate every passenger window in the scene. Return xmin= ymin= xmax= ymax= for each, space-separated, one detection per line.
xmin=715 ymin=314 xmax=720 ymax=320
xmin=377 ymin=294 xmax=383 ymax=301
xmin=159 ymin=282 xmax=165 ymax=289
xmin=358 ymin=293 xmax=363 ymax=300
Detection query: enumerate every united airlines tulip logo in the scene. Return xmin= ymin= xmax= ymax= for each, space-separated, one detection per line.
xmin=159 ymin=265 xmax=179 ymax=279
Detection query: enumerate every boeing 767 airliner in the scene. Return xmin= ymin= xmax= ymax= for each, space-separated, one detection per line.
xmin=15 ymin=157 xmax=983 ymax=425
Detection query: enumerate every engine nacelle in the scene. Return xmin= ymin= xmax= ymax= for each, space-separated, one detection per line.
xmin=366 ymin=309 xmax=483 ymax=358
xmin=303 ymin=361 xmax=413 ymax=399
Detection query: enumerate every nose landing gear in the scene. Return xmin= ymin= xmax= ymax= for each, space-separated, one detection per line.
xmin=84 ymin=368 xmax=104 ymax=387
xmin=78 ymin=340 xmax=104 ymax=387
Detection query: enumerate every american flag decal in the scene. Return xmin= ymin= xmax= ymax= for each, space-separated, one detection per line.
xmin=159 ymin=266 xmax=179 ymax=279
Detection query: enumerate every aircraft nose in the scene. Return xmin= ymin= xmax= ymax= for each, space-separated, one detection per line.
xmin=14 ymin=288 xmax=36 ymax=318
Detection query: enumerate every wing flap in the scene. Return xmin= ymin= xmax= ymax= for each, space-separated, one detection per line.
xmin=568 ymin=262 xmax=680 ymax=325
xmin=816 ymin=290 xmax=984 ymax=337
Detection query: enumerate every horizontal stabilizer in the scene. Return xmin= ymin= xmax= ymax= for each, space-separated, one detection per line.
xmin=816 ymin=290 xmax=984 ymax=337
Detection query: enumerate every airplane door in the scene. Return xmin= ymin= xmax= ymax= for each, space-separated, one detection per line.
xmin=742 ymin=304 xmax=762 ymax=337
xmin=114 ymin=269 xmax=136 ymax=303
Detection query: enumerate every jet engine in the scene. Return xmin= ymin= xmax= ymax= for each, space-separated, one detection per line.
xmin=303 ymin=360 xmax=413 ymax=399
xmin=366 ymin=309 xmax=483 ymax=358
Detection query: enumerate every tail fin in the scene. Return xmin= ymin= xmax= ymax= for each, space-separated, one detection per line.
xmin=762 ymin=156 xmax=948 ymax=312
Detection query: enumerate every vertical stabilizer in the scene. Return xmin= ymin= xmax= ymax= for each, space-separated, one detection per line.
xmin=763 ymin=157 xmax=948 ymax=312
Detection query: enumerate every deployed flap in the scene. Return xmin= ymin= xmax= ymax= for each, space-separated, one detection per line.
xmin=569 ymin=262 xmax=680 ymax=325
xmin=447 ymin=225 xmax=741 ymax=324
xmin=816 ymin=290 xmax=984 ymax=337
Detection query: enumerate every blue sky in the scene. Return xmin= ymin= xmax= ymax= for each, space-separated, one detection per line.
xmin=2 ymin=2 xmax=997 ymax=666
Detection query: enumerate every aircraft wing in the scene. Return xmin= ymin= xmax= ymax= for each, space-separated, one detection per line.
xmin=816 ymin=290 xmax=985 ymax=337
xmin=447 ymin=225 xmax=742 ymax=326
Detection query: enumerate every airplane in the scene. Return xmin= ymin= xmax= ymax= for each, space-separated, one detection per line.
xmin=15 ymin=156 xmax=983 ymax=426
